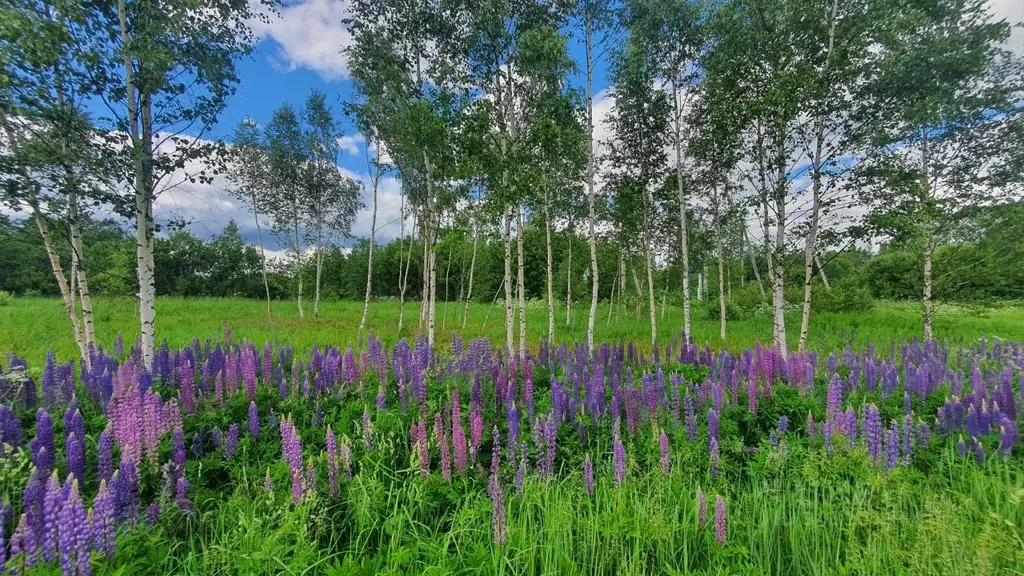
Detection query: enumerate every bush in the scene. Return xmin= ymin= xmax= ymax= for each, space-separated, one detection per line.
xmin=815 ymin=282 xmax=874 ymax=312
xmin=705 ymin=300 xmax=745 ymax=321
xmin=731 ymin=283 xmax=768 ymax=315
xmin=0 ymin=290 xmax=11 ymax=306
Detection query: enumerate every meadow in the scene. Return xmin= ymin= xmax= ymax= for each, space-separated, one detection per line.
xmin=0 ymin=298 xmax=1022 ymax=575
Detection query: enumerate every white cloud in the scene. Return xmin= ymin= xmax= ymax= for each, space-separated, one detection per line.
xmin=989 ymin=0 xmax=1024 ymax=54
xmin=337 ymin=134 xmax=364 ymax=156
xmin=251 ymin=0 xmax=352 ymax=81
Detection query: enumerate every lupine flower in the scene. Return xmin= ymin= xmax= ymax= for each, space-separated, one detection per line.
xmin=583 ymin=454 xmax=594 ymax=496
xmin=613 ymin=431 xmax=626 ymax=485
xmin=9 ymin=512 xmax=38 ymax=569
xmin=65 ymin=432 xmax=84 ymax=481
xmin=58 ymin=480 xmax=89 ymax=576
xmin=224 ymin=424 xmax=239 ymax=459
xmin=884 ymin=423 xmax=899 ymax=472
xmin=91 ymin=479 xmax=116 ymax=558
xmin=264 ymin=468 xmax=274 ymax=494
xmin=416 ymin=417 xmax=429 ymax=476
xmin=864 ymin=404 xmax=882 ymax=463
xmin=341 ymin=436 xmax=353 ymax=481
xmin=176 ymin=476 xmax=192 ymax=511
xmin=714 ymin=495 xmax=727 ymax=545
xmin=807 ymin=411 xmax=817 ymax=437
xmin=146 ymin=502 xmax=160 ymax=525
xmin=1000 ymin=418 xmax=1018 ymax=456
xmin=362 ymin=405 xmax=374 ymax=452
xmin=97 ymin=427 xmax=114 ymax=483
xmin=514 ymin=444 xmax=525 ymax=494
xmin=452 ymin=392 xmax=468 ymax=474
xmin=172 ymin=427 xmax=186 ymax=480
xmin=248 ymin=401 xmax=260 ymax=439
xmin=710 ymin=437 xmax=720 ymax=478
xmin=326 ymin=426 xmax=339 ymax=500
xmin=291 ymin=469 xmax=304 ymax=505
xmin=659 ymin=429 xmax=670 ymax=475
xmin=696 ymin=487 xmax=707 ymax=528
xmin=42 ymin=473 xmax=62 ymax=561
xmin=440 ymin=416 xmax=452 ymax=483
xmin=684 ymin=392 xmax=697 ymax=441
xmin=30 ymin=410 xmax=55 ymax=477
xmin=956 ymin=435 xmax=968 ymax=458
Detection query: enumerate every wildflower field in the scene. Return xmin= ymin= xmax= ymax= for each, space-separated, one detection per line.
xmin=0 ymin=303 xmax=1023 ymax=575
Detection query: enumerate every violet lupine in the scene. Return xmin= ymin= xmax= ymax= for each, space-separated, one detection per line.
xmin=0 ymin=504 xmax=5 ymax=575
xmin=488 ymin=427 xmax=507 ymax=545
xmin=956 ymin=435 xmax=968 ymax=458
xmin=613 ymin=431 xmax=626 ymax=485
xmin=696 ymin=487 xmax=707 ymax=528
xmin=684 ymin=392 xmax=697 ymax=441
xmin=902 ymin=415 xmax=915 ymax=464
xmin=440 ymin=417 xmax=452 ymax=483
xmin=583 ymin=454 xmax=594 ymax=497
xmin=91 ymin=479 xmax=116 ymax=558
xmin=224 ymin=424 xmax=239 ymax=459
xmin=710 ymin=437 xmax=720 ymax=478
xmin=326 ymin=426 xmax=339 ymax=500
xmin=65 ymin=433 xmax=84 ymax=482
xmin=64 ymin=407 xmax=85 ymax=449
xmin=514 ymin=446 xmax=525 ymax=494
xmin=146 ymin=502 xmax=160 ymax=525
xmin=42 ymin=473 xmax=62 ymax=561
xmin=452 ymin=391 xmax=468 ymax=474
xmin=416 ymin=417 xmax=429 ymax=476
xmin=175 ymin=476 xmax=192 ymax=511
xmin=1000 ymin=418 xmax=1018 ymax=456
xmin=864 ymin=404 xmax=882 ymax=464
xmin=659 ymin=429 xmax=670 ymax=476
xmin=30 ymin=410 xmax=55 ymax=477
xmin=22 ymin=469 xmax=44 ymax=543
xmin=58 ymin=480 xmax=89 ymax=576
xmin=714 ymin=495 xmax=727 ymax=545
xmin=264 ymin=469 xmax=274 ymax=494
xmin=917 ymin=421 xmax=931 ymax=448
xmin=248 ymin=401 xmax=260 ymax=439
xmin=362 ymin=405 xmax=374 ymax=452
xmin=9 ymin=512 xmax=38 ymax=570
xmin=807 ymin=411 xmax=817 ymax=437
xmin=97 ymin=427 xmax=114 ymax=483
xmin=341 ymin=436 xmax=353 ymax=481
xmin=884 ymin=423 xmax=899 ymax=472
xmin=707 ymin=408 xmax=720 ymax=449
xmin=291 ymin=469 xmax=304 ymax=506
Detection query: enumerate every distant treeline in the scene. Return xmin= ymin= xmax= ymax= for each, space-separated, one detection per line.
xmin=4 ymin=203 xmax=1023 ymax=304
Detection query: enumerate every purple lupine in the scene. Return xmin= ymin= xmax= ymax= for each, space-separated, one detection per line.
xmin=971 ymin=436 xmax=985 ymax=463
xmin=470 ymin=401 xmax=484 ymax=463
xmin=777 ymin=415 xmax=789 ymax=435
xmin=22 ymin=468 xmax=44 ymax=545
xmin=506 ymin=403 xmax=520 ymax=463
xmin=696 ymin=487 xmax=707 ymax=528
xmin=902 ymin=414 xmax=914 ymax=464
xmin=440 ymin=416 xmax=452 ymax=483
xmin=248 ymin=401 xmax=260 ymax=439
xmin=710 ymin=437 xmax=720 ymax=478
xmin=613 ymin=431 xmax=626 ymax=485
xmin=416 ymin=417 xmax=429 ymax=476
xmin=1000 ymin=418 xmax=1018 ymax=456
xmin=807 ymin=411 xmax=817 ymax=437
xmin=30 ymin=410 xmax=55 ymax=477
xmin=97 ymin=427 xmax=114 ymax=483
xmin=224 ymin=424 xmax=239 ymax=459
xmin=264 ymin=469 xmax=274 ymax=494
xmin=956 ymin=435 xmax=968 ymax=458
xmin=290 ymin=469 xmax=304 ymax=506
xmin=864 ymin=404 xmax=882 ymax=463
xmin=362 ymin=405 xmax=374 ymax=452
xmin=91 ymin=479 xmax=116 ymax=558
xmin=514 ymin=445 xmax=525 ymax=494
xmin=42 ymin=473 xmax=62 ymax=561
xmin=58 ymin=480 xmax=89 ymax=576
xmin=9 ymin=512 xmax=38 ymax=569
xmin=714 ymin=495 xmax=727 ymax=545
xmin=917 ymin=421 xmax=931 ymax=448
xmin=452 ymin=391 xmax=468 ymax=474
xmin=884 ymin=423 xmax=899 ymax=472
xmin=0 ymin=504 xmax=5 ymax=575
xmin=659 ymin=429 xmax=670 ymax=476
xmin=583 ymin=454 xmax=594 ymax=496
xmin=326 ymin=426 xmax=339 ymax=499
xmin=172 ymin=426 xmax=186 ymax=481
xmin=64 ymin=407 xmax=85 ymax=449
xmin=684 ymin=392 xmax=697 ymax=441
xmin=146 ymin=502 xmax=160 ymax=525
xmin=175 ymin=476 xmax=192 ymax=511
xmin=340 ymin=436 xmax=353 ymax=481
xmin=65 ymin=433 xmax=84 ymax=482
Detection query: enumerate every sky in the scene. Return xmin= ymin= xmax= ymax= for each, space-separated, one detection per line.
xmin=87 ymin=0 xmax=1024 ymax=255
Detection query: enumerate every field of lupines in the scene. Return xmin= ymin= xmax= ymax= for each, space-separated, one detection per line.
xmin=0 ymin=331 xmax=1022 ymax=575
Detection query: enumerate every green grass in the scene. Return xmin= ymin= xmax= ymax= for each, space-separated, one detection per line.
xmin=3 ymin=296 xmax=1024 ymax=367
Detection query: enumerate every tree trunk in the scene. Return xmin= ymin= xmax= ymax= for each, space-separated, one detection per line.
xmin=68 ymin=190 xmax=95 ymax=352
xmin=565 ymin=225 xmax=573 ymax=326
xmin=644 ymin=186 xmax=657 ymax=351
xmin=631 ymin=262 xmax=643 ymax=318
xmin=715 ymin=192 xmax=726 ymax=341
xmin=420 ymin=212 xmax=429 ymax=330
xmin=798 ymin=0 xmax=837 ymax=353
xmin=34 ymin=208 xmax=88 ymax=362
xmin=672 ymin=79 xmax=692 ymax=341
xmin=607 ymin=265 xmax=616 ymax=325
xmin=313 ymin=238 xmax=323 ymax=320
xmin=544 ymin=190 xmax=555 ymax=346
xmin=922 ymin=234 xmax=935 ymax=341
xmin=423 ymin=152 xmax=438 ymax=350
xmin=398 ymin=217 xmax=416 ymax=332
xmin=294 ymin=209 xmax=304 ymax=319
xmin=442 ymin=241 xmax=453 ymax=330
xmin=815 ymin=254 xmax=831 ymax=290
xmin=517 ymin=208 xmax=527 ymax=362
xmin=618 ymin=253 xmax=626 ymax=320
xmin=771 ymin=126 xmax=788 ymax=357
xmin=359 ymin=157 xmax=380 ymax=337
xmin=744 ymin=227 xmax=765 ymax=297
xmin=462 ymin=220 xmax=478 ymax=330
xmin=503 ymin=206 xmax=514 ymax=357
xmin=585 ymin=12 xmax=599 ymax=353
xmin=252 ymin=193 xmax=273 ymax=323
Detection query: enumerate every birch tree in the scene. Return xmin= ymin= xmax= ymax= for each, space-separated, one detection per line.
xmin=227 ymin=117 xmax=273 ymax=323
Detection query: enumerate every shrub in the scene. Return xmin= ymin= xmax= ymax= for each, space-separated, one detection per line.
xmin=706 ymin=300 xmax=745 ymax=321
xmin=815 ymin=282 xmax=874 ymax=312
xmin=0 ymin=290 xmax=12 ymax=306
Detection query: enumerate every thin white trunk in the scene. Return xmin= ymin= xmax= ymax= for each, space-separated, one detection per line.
xmin=798 ymin=0 xmax=838 ymax=353
xmin=398 ymin=218 xmax=416 ymax=332
xmin=585 ymin=12 xmax=599 ymax=352
xmin=544 ymin=190 xmax=555 ymax=346
xmin=359 ymin=152 xmax=380 ymax=337
xmin=744 ymin=227 xmax=765 ymax=297
xmin=607 ymin=265 xmax=616 ymax=325
xmin=672 ymin=79 xmax=691 ymax=341
xmin=921 ymin=129 xmax=934 ymax=341
xmin=462 ymin=220 xmax=478 ymax=330
xmin=68 ymin=191 xmax=95 ymax=353
xmin=503 ymin=206 xmax=514 ymax=357
xmin=644 ymin=186 xmax=657 ymax=351
xmin=442 ymin=241 xmax=453 ymax=330
xmin=252 ymin=194 xmax=273 ymax=323
xmin=35 ymin=209 xmax=88 ymax=362
xmin=565 ymin=226 xmax=573 ymax=326
xmin=294 ymin=209 xmax=304 ymax=319
xmin=771 ymin=127 xmax=788 ymax=357
xmin=715 ymin=190 xmax=726 ymax=341
xmin=815 ymin=254 xmax=831 ymax=290
xmin=517 ymin=208 xmax=527 ymax=361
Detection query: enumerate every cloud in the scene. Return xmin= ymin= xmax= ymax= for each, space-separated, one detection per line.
xmin=988 ymin=0 xmax=1024 ymax=54
xmin=337 ymin=134 xmax=364 ymax=156
xmin=251 ymin=0 xmax=352 ymax=81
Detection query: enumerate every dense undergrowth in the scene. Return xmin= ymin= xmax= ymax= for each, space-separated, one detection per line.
xmin=0 ymin=332 xmax=1022 ymax=575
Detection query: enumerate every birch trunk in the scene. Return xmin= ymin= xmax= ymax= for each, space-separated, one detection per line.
xmin=252 ymin=194 xmax=273 ymax=323
xmin=68 ymin=190 xmax=95 ymax=352
xmin=503 ymin=206 xmax=514 ymax=357
xmin=815 ymin=254 xmax=831 ymax=290
xmin=798 ymin=0 xmax=838 ymax=353
xmin=398 ymin=219 xmax=415 ymax=332
xmin=585 ymin=11 xmax=599 ymax=352
xmin=420 ymin=215 xmax=429 ymax=329
xmin=565 ymin=226 xmax=573 ymax=326
xmin=644 ymin=186 xmax=657 ymax=351
xmin=313 ymin=230 xmax=322 ymax=319
xmin=294 ymin=209 xmax=304 ymax=319
xmin=672 ymin=79 xmax=692 ymax=341
xmin=744 ymin=227 xmax=765 ymax=297
xmin=358 ymin=157 xmax=380 ymax=336
xmin=921 ymin=129 xmax=934 ymax=341
xmin=715 ymin=191 xmax=726 ymax=341
xmin=35 ymin=209 xmax=88 ymax=361
xmin=462 ymin=221 xmax=478 ymax=329
xmin=544 ymin=190 xmax=555 ymax=346
xmin=771 ymin=127 xmax=788 ymax=357
xmin=516 ymin=209 xmax=527 ymax=361
xmin=442 ymin=241 xmax=453 ymax=330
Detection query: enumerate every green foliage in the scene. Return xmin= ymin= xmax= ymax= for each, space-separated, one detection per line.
xmin=814 ymin=282 xmax=875 ymax=313
xmin=0 ymin=290 xmax=11 ymax=306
